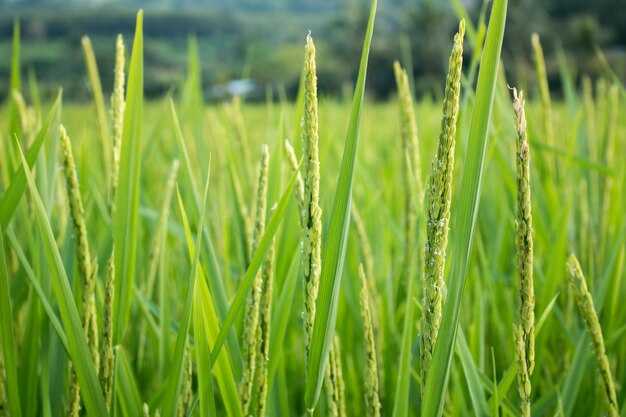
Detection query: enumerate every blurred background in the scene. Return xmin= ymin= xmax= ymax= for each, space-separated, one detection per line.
xmin=1 ymin=0 xmax=625 ymax=102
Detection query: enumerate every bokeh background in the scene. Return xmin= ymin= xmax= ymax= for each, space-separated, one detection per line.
xmin=1 ymin=0 xmax=625 ymax=102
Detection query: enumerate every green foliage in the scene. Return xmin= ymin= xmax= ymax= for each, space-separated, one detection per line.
xmin=1 ymin=4 xmax=625 ymax=417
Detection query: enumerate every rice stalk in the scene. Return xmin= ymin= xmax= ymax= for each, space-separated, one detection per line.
xmin=60 ymin=125 xmax=99 ymax=415
xmin=530 ymin=33 xmax=556 ymax=174
xmin=11 ymin=90 xmax=36 ymax=141
xmin=138 ymin=160 xmax=179 ymax=369
xmin=301 ymin=33 xmax=322 ymax=365
xmin=350 ymin=206 xmax=374 ymax=282
xmin=177 ymin=344 xmax=193 ymax=417
xmin=393 ymin=61 xmax=423 ymax=196
xmin=351 ymin=204 xmax=384 ymax=393
xmin=358 ymin=264 xmax=381 ymax=417
xmin=284 ymin=139 xmax=305 ymax=225
xmin=228 ymin=95 xmax=252 ymax=176
xmin=324 ymin=336 xmax=346 ymax=417
xmin=595 ymin=78 xmax=608 ymax=143
xmin=393 ymin=61 xmax=422 ymax=317
xmin=100 ymin=253 xmax=115 ymax=411
xmin=512 ymin=88 xmax=535 ymax=417
xmin=600 ymin=84 xmax=618 ymax=254
xmin=0 ymin=354 xmax=6 ymax=415
xmin=420 ymin=20 xmax=464 ymax=387
xmin=110 ymin=34 xmax=126 ymax=214
xmin=81 ymin=36 xmax=112 ymax=177
xmin=240 ymin=145 xmax=269 ymax=415
xmin=582 ymin=76 xmax=600 ymax=241
xmin=255 ymin=237 xmax=275 ymax=417
xmin=566 ymin=254 xmax=619 ymax=417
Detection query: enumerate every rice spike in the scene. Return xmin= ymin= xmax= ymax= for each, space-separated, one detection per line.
xmin=512 ymin=88 xmax=535 ymax=416
xmin=301 ymin=32 xmax=322 ymax=365
xmin=359 ymin=264 xmax=381 ymax=417
xmin=420 ymin=20 xmax=464 ymax=386
xmin=240 ymin=145 xmax=269 ymax=415
xmin=566 ymin=254 xmax=619 ymax=417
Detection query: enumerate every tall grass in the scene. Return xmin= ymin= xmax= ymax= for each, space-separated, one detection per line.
xmin=1 ymin=2 xmax=626 ymax=416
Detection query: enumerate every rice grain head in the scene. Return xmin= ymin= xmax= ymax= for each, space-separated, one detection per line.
xmin=324 ymin=336 xmax=346 ymax=417
xmin=513 ymin=88 xmax=535 ymax=417
xmin=284 ymin=138 xmax=305 ymax=225
xmin=255 ymin=237 xmax=275 ymax=417
xmin=100 ymin=253 xmax=115 ymax=410
xmin=595 ymin=78 xmax=608 ymax=142
xmin=566 ymin=254 xmax=619 ymax=417
xmin=301 ymin=32 xmax=322 ymax=365
xmin=530 ymin=33 xmax=556 ymax=173
xmin=358 ymin=264 xmax=381 ymax=417
xmin=229 ymin=95 xmax=252 ymax=174
xmin=393 ymin=61 xmax=423 ymax=196
xmin=60 ymin=124 xmax=99 ymax=413
xmin=240 ymin=144 xmax=269 ymax=415
xmin=177 ymin=343 xmax=193 ymax=417
xmin=420 ymin=20 xmax=464 ymax=387
xmin=110 ymin=34 xmax=126 ymax=214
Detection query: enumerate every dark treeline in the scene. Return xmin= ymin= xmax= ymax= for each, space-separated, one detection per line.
xmin=0 ymin=0 xmax=624 ymax=102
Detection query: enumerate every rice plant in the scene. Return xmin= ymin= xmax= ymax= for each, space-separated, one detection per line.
xmin=0 ymin=0 xmax=625 ymax=416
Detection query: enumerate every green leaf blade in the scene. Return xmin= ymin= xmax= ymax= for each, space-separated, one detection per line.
xmin=113 ymin=10 xmax=144 ymax=344
xmin=304 ymin=0 xmax=377 ymax=410
xmin=421 ymin=0 xmax=508 ymax=415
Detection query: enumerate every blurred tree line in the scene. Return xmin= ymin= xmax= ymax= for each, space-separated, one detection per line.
xmin=0 ymin=0 xmax=624 ymax=102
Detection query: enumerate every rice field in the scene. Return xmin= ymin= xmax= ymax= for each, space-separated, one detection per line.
xmin=1 ymin=0 xmax=626 ymax=416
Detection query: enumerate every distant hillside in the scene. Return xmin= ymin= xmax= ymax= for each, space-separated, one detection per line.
xmin=0 ymin=0 xmax=624 ymax=103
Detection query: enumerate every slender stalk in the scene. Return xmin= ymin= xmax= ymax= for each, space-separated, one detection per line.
xmin=324 ymin=336 xmax=346 ymax=417
xmin=240 ymin=145 xmax=269 ymax=415
xmin=600 ymin=85 xmax=619 ymax=255
xmin=566 ymin=255 xmax=619 ymax=417
xmin=512 ymin=88 xmax=535 ymax=416
xmin=138 ymin=160 xmax=179 ymax=369
xmin=359 ymin=264 xmax=381 ymax=417
xmin=301 ymin=33 xmax=322 ymax=365
xmin=60 ymin=125 xmax=99 ymax=415
xmin=255 ymin=238 xmax=275 ymax=417
xmin=177 ymin=344 xmax=193 ymax=417
xmin=393 ymin=61 xmax=422 ymax=313
xmin=531 ymin=33 xmax=556 ymax=174
xmin=81 ymin=36 xmax=112 ymax=178
xmin=393 ymin=61 xmax=423 ymax=196
xmin=284 ymin=139 xmax=305 ymax=225
xmin=100 ymin=254 xmax=115 ymax=411
xmin=0 ymin=354 xmax=5 ymax=415
xmin=110 ymin=34 xmax=126 ymax=215
xmin=420 ymin=20 xmax=465 ymax=386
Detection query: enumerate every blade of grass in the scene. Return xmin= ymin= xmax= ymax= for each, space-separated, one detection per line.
xmin=18 ymin=143 xmax=108 ymax=417
xmin=208 ymin=158 xmax=302 ymax=368
xmin=82 ymin=36 xmax=112 ymax=176
xmin=456 ymin=329 xmax=490 ymax=416
xmin=391 ymin=265 xmax=417 ymax=417
xmin=421 ymin=1 xmax=508 ymax=415
xmin=178 ymin=188 xmax=243 ymax=417
xmin=5 ymin=229 xmax=69 ymax=353
xmin=115 ymin=347 xmax=143 ymax=417
xmin=113 ymin=10 xmax=144 ymax=344
xmin=169 ymin=98 xmax=244 ymax=378
xmin=193 ymin=283 xmax=218 ymax=417
xmin=268 ymin=246 xmax=300 ymax=387
xmin=162 ymin=163 xmax=211 ymax=417
xmin=304 ymin=0 xmax=377 ymax=410
xmin=0 ymin=91 xmax=62 ymax=230
xmin=0 ymin=228 xmax=22 ymax=417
